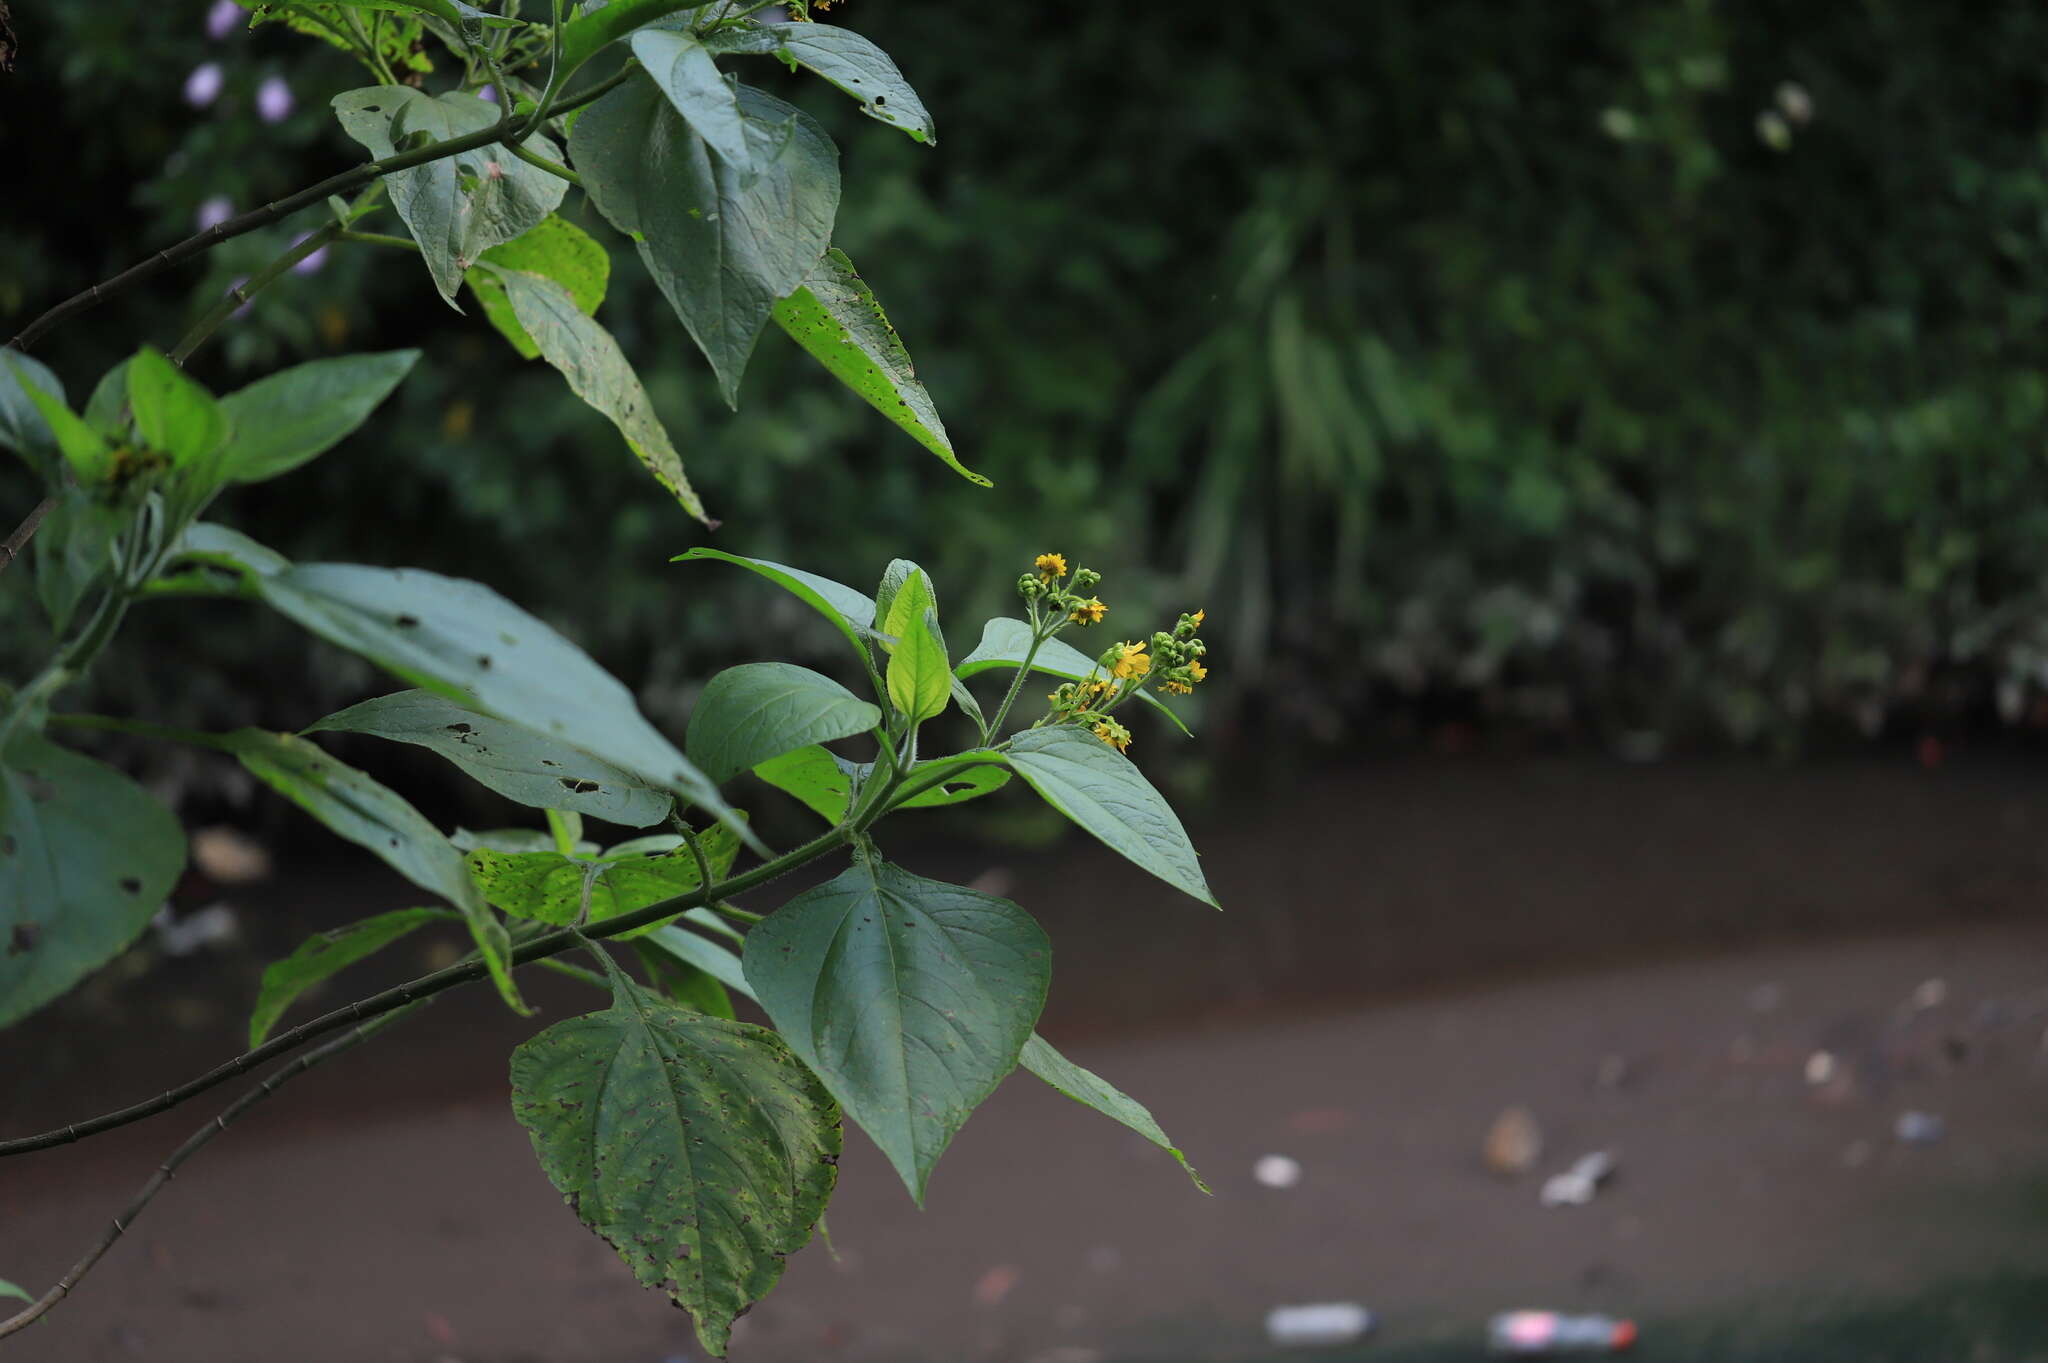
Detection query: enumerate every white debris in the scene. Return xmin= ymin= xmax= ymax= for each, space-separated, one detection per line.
xmin=151 ymin=903 xmax=239 ymax=956
xmin=1804 ymin=1051 xmax=1838 ymax=1085
xmin=1540 ymin=1151 xmax=1617 ymax=1207
xmin=1265 ymin=1303 xmax=1374 ymax=1347
xmin=1253 ymin=1154 xmax=1303 ymax=1189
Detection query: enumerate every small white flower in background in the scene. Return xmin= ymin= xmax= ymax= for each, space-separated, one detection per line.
xmin=256 ymin=74 xmax=294 ymax=123
xmin=292 ymin=240 xmax=329 ymax=276
xmin=206 ymin=0 xmax=242 ymax=40
xmin=183 ymin=62 xmax=224 ymax=109
xmin=1775 ymin=80 xmax=1814 ymax=126
xmin=194 ymin=195 xmax=234 ymax=232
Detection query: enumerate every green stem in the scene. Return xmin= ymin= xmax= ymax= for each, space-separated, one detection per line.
xmin=169 ymin=222 xmax=341 ymax=367
xmin=5 ymin=63 xmax=635 ymax=354
xmin=336 ymin=229 xmax=419 ymax=252
xmin=504 ymin=139 xmax=583 ymax=188
xmin=0 ymin=824 xmax=849 ymax=1159
xmin=987 ymin=609 xmax=1054 ymax=735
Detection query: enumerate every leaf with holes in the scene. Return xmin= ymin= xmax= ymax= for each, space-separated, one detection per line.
xmin=249 ymin=907 xmax=458 ymax=1046
xmin=220 ymin=728 xmax=526 ymax=1013
xmin=234 ymin=558 xmax=748 ymax=847
xmin=572 ymin=76 xmax=838 ymax=405
xmin=465 ymin=824 xmax=740 ymax=935
xmin=511 ymin=961 xmax=840 ymax=1355
xmin=308 ymin=689 xmax=672 ymax=827
xmin=1020 ymin=1033 xmax=1207 ymax=1192
xmin=743 ymin=858 xmax=1049 ymax=1202
xmin=481 ymin=264 xmax=710 ymax=524
xmin=1002 ymin=725 xmax=1214 ymax=906
xmin=0 ymin=731 xmax=185 ymax=1030
xmin=331 ymin=87 xmax=568 ymax=305
xmin=774 ymin=248 xmax=982 ymax=485
xmin=705 ymin=20 xmax=935 ymax=144
xmin=686 ymin=662 xmax=879 ymax=786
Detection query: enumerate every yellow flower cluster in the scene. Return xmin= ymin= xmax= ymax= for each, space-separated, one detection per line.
xmin=1024 ymin=556 xmax=1212 ymax=753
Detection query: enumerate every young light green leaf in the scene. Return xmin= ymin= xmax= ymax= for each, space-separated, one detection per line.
xmin=883 ymin=575 xmax=950 ymax=725
xmin=510 ymin=967 xmax=840 ymax=1356
xmin=686 ymin=662 xmax=880 ymax=785
xmin=0 ymin=350 xmax=66 ymax=477
xmin=632 ymin=28 xmax=751 ymax=169
xmin=960 ymin=616 xmax=1193 ymax=737
xmin=20 ymin=383 xmax=114 ymax=485
xmin=1002 ymin=725 xmax=1215 ymax=907
xmin=743 ymin=858 xmax=1050 ymax=1203
xmin=755 ymin=745 xmax=1009 ymax=824
xmin=1020 ymin=1033 xmax=1207 ymax=1192
xmin=307 ymin=689 xmax=673 ymax=827
xmin=331 ymin=87 xmax=568 ymax=305
xmin=220 ymin=728 xmax=527 ymax=1013
xmin=773 ymin=248 xmax=982 ymax=485
xmin=127 ymin=347 xmax=228 ymax=467
xmin=235 ymin=559 xmax=749 ymax=846
xmin=218 ymin=350 xmax=420 ymax=484
xmin=465 ymin=823 xmax=741 ymax=936
xmin=572 ymin=76 xmax=839 ymax=405
xmin=672 ymin=548 xmax=878 ymax=663
xmin=0 ymin=731 xmax=186 ymax=1029
xmin=482 ymin=264 xmax=711 ymax=524
xmin=467 ymin=216 xmax=609 ymax=360
xmin=705 ymin=21 xmax=935 ymax=144
xmin=164 ymin=520 xmax=291 ymax=578
xmin=248 ymin=907 xmax=459 ymax=1046
xmin=0 ymin=1278 xmax=28 ymax=1304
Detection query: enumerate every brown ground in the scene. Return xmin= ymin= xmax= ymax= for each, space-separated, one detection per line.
xmin=6 ymin=756 xmax=2048 ymax=1361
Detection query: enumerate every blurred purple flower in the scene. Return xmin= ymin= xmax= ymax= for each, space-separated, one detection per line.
xmin=184 ymin=62 xmax=225 ymax=109
xmin=289 ymin=232 xmax=330 ymax=276
xmin=256 ymin=75 xmax=294 ymax=124
xmin=206 ymin=0 xmax=242 ymax=40
xmin=195 ymin=196 xmax=234 ymax=232
xmin=477 ymin=85 xmax=497 ymax=104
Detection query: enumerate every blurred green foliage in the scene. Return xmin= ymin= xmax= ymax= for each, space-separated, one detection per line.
xmin=8 ymin=0 xmax=2048 ymax=753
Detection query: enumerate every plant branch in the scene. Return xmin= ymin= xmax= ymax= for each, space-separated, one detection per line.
xmin=4 ymin=63 xmax=635 ymax=355
xmin=0 ymin=824 xmax=846 ymax=1159
xmin=0 ymin=1000 xmax=421 ymax=1341
xmin=504 ymin=140 xmax=584 ymax=188
xmin=169 ymin=222 xmax=340 ymax=367
xmin=0 ymin=496 xmax=54 ymax=576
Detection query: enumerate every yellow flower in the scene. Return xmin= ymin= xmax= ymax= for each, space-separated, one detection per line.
xmin=1160 ymin=679 xmax=1193 ymax=695
xmin=1069 ymin=597 xmax=1107 ymax=625
xmin=1091 ymin=719 xmax=1132 ymax=753
xmin=1188 ymin=659 xmax=1208 ymax=684
xmin=1192 ymin=608 xmax=1206 ymax=627
xmin=1034 ymin=552 xmax=1068 ymax=582
xmin=1110 ymin=641 xmax=1151 ymax=680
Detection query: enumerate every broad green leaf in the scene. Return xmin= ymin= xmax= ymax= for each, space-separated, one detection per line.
xmin=467 ymin=216 xmax=609 ymax=360
xmin=482 ymin=264 xmax=711 ymax=524
xmin=0 ymin=351 xmax=64 ymax=477
xmin=573 ymin=77 xmax=839 ymax=405
xmin=126 ymin=347 xmax=228 ymax=467
xmin=0 ymin=731 xmax=185 ymax=1029
xmin=307 ymin=689 xmax=672 ymax=827
xmin=633 ymin=29 xmax=751 ymax=170
xmin=959 ymin=617 xmax=1193 ymax=737
xmin=220 ymin=728 xmax=526 ymax=1013
xmin=756 ymin=746 xmax=1009 ymax=826
xmin=235 ymin=559 xmax=749 ymax=846
xmin=706 ymin=20 xmax=936 ymax=144
xmin=331 ymin=87 xmax=568 ymax=305
xmin=249 ymin=906 xmax=458 ymax=1045
xmin=673 ymin=548 xmax=877 ymax=663
xmin=32 ymin=488 xmax=124 ymax=635
xmin=773 ymin=249 xmax=982 ymax=485
xmin=1002 ymin=727 xmax=1214 ymax=906
xmin=164 ymin=520 xmax=291 ymax=578
xmin=1020 ymin=1033 xmax=1207 ymax=1192
xmin=20 ymin=384 xmax=114 ymax=485
xmin=632 ymin=939 xmax=736 ymax=1018
xmin=218 ymin=350 xmax=420 ymax=484
xmin=883 ymin=574 xmax=949 ymax=725
xmin=686 ymin=662 xmax=880 ymax=785
xmin=510 ymin=964 xmax=840 ymax=1355
xmin=743 ymin=858 xmax=1050 ymax=1202
xmin=465 ymin=824 xmax=741 ymax=935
